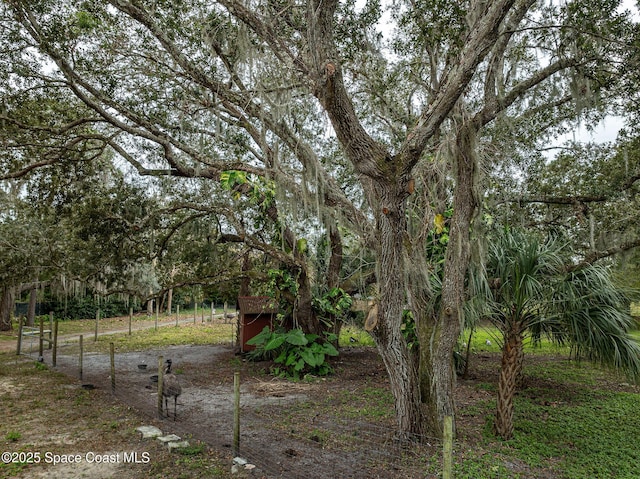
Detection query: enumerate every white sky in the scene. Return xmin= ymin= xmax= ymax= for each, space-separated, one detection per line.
xmin=558 ymin=116 xmax=627 ymax=145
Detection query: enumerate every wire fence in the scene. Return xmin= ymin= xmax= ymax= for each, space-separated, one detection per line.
xmin=17 ymin=319 xmax=452 ymax=479
xmin=15 ymin=309 xmax=238 ymax=358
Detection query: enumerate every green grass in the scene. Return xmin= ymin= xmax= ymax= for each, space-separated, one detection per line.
xmin=451 ymin=394 xmax=640 ymax=478
xmin=5 ymin=317 xmax=640 ymax=478
xmin=59 ymin=322 xmax=235 ymax=354
xmin=338 ymin=386 xmax=395 ymax=419
xmin=452 ymin=353 xmax=640 ymax=478
xmin=339 ymin=325 xmax=375 ymax=347
xmin=499 ymin=391 xmax=640 ymax=478
xmin=5 ymin=431 xmax=21 ymax=442
xmin=524 ymin=359 xmax=625 ymax=386
xmin=466 ymin=325 xmax=587 ymax=355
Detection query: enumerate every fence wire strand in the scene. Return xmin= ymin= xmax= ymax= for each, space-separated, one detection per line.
xmin=21 ymin=324 xmax=449 ymax=479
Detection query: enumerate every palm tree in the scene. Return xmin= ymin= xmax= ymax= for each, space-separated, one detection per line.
xmin=468 ymin=229 xmax=640 ymax=440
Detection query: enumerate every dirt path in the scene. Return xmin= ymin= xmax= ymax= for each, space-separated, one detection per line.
xmin=23 ymin=336 xmax=445 ymax=478
xmin=2 ymin=318 xmax=405 ymax=477
xmin=42 ymin=343 xmax=413 ymax=478
xmin=2 ymin=319 xmax=552 ymax=478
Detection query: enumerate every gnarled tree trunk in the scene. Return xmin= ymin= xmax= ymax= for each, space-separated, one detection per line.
xmin=416 ymin=309 xmax=460 ymax=438
xmin=368 ymin=184 xmax=425 ymax=437
xmin=294 ymin=265 xmax=321 ymax=335
xmin=415 ymin=121 xmax=479 ymax=437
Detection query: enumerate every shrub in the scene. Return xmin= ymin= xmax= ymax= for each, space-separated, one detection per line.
xmin=246 ymin=327 xmax=339 ymax=380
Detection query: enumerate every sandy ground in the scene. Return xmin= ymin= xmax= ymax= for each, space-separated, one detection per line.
xmin=34 ymin=343 xmax=406 ymax=478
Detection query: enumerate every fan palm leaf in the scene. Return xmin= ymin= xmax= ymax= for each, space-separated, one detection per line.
xmin=468 ymin=228 xmax=640 ymax=439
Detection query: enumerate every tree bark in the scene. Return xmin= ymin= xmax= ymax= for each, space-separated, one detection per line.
xmin=327 ymin=223 xmax=343 ymax=290
xmin=368 ymin=184 xmax=424 ymax=437
xmin=514 ymin=339 xmax=526 ymax=388
xmin=416 ymin=310 xmax=460 ymax=437
xmin=0 ymin=286 xmax=15 ymax=331
xmin=495 ymin=326 xmax=524 ymax=440
xmin=414 ymin=121 xmax=479 ymax=437
xmin=239 ymin=250 xmax=252 ymax=297
xmin=27 ymin=284 xmax=37 ymax=327
xmin=166 ymin=288 xmax=173 ymax=315
xmin=294 ymin=265 xmax=322 ymax=335
xmin=327 ymin=223 xmax=345 ymax=342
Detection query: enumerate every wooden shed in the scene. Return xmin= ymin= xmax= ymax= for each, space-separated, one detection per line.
xmin=237 ymin=296 xmax=279 ymax=352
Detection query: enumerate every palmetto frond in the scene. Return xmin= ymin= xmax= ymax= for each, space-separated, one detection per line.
xmin=547 ymin=265 xmax=640 ymax=380
xmin=471 ymin=228 xmax=640 ymax=439
xmin=470 ymin=228 xmax=639 ymax=380
xmin=468 ymin=229 xmax=567 ymax=335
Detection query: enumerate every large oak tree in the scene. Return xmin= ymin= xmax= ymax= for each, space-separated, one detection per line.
xmin=1 ymin=0 xmax=637 ymax=438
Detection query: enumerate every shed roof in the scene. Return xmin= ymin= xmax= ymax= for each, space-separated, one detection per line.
xmin=237 ymin=296 xmax=279 ymax=315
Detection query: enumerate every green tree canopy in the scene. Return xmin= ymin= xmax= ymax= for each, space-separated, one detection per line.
xmin=1 ymin=0 xmax=639 ymax=439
